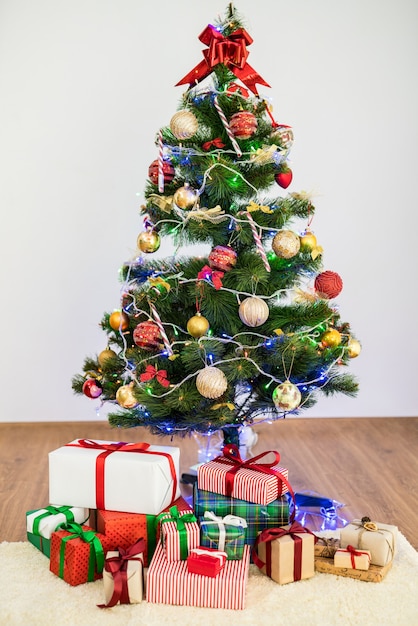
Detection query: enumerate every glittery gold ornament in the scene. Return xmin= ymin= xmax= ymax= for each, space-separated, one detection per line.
xmin=109 ymin=311 xmax=130 ymax=332
xmin=137 ymin=230 xmax=161 ymax=253
xmin=116 ymin=382 xmax=138 ymax=408
xmin=347 ymin=338 xmax=361 ymax=358
xmin=272 ymin=230 xmax=301 ymax=259
xmin=300 ymin=230 xmax=317 ymax=250
xmin=173 ymin=183 xmax=199 ymax=210
xmin=170 ymin=110 xmax=198 ymax=139
xmin=196 ymin=366 xmax=228 ymax=399
xmin=238 ymin=296 xmax=269 ymax=327
xmin=187 ymin=313 xmax=210 ymax=338
xmin=321 ymin=328 xmax=342 ymax=347
xmin=272 ymin=381 xmax=301 ymax=411
xmin=97 ymin=348 xmax=117 ymax=368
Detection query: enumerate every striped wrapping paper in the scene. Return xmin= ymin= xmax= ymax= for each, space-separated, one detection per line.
xmin=197 ymin=457 xmax=289 ymax=505
xmin=194 ymin=485 xmax=290 ymax=554
xmin=147 ymin=542 xmax=250 ymax=609
xmin=161 ymin=518 xmax=200 ymax=561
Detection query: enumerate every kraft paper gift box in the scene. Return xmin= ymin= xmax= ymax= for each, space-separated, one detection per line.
xmin=158 ymin=505 xmax=200 ymax=561
xmin=187 ymin=547 xmax=228 ymax=577
xmin=199 ymin=511 xmax=247 ymax=559
xmin=334 ymin=546 xmax=371 ymax=570
xmin=253 ymin=522 xmax=316 ymax=585
xmin=197 ymin=444 xmax=290 ymax=505
xmin=96 ymin=496 xmax=191 ymax=567
xmin=147 ymin=541 xmax=250 ymax=610
xmin=50 ymin=522 xmax=113 ymax=586
xmin=339 ymin=518 xmax=397 ymax=566
xmin=26 ymin=505 xmax=89 ymax=558
xmin=193 ymin=484 xmax=290 ymax=553
xmin=314 ymin=537 xmax=340 ymax=559
xmin=314 ymin=554 xmax=393 ymax=582
xmin=48 ymin=439 xmax=180 ymax=515
xmin=100 ymin=539 xmax=145 ymax=608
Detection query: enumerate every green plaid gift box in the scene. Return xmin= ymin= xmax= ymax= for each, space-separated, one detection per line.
xmin=193 ymin=484 xmax=290 ymax=554
xmin=199 ymin=512 xmax=247 ymax=560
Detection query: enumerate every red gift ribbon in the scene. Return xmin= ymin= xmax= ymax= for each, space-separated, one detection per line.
xmin=214 ymin=444 xmax=295 ymax=508
xmin=140 ymin=364 xmax=170 ymax=387
xmin=175 ymin=24 xmax=270 ymax=95
xmin=202 ymin=137 xmax=226 ymax=151
xmin=197 ymin=265 xmax=224 ymax=290
xmin=345 ymin=544 xmax=369 ymax=569
xmin=66 ymin=440 xmax=178 ymax=510
xmin=98 ymin=538 xmax=145 ymax=608
xmin=253 ymin=522 xmax=316 ymax=581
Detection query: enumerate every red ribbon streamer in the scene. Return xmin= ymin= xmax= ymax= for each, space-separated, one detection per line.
xmin=253 ymin=522 xmax=316 ymax=581
xmin=66 ymin=440 xmax=178 ymax=510
xmin=175 ymin=24 xmax=270 ymax=95
xmin=202 ymin=137 xmax=226 ymax=151
xmin=226 ymin=82 xmax=250 ymax=98
xmin=98 ymin=538 xmax=145 ymax=608
xmin=197 ymin=265 xmax=224 ymax=290
xmin=345 ymin=544 xmax=368 ymax=569
xmin=139 ymin=364 xmax=170 ymax=387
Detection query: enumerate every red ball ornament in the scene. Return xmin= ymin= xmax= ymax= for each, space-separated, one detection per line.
xmin=148 ymin=159 xmax=175 ymax=186
xmin=133 ymin=320 xmax=163 ymax=351
xmin=314 ymin=271 xmax=343 ymax=299
xmin=208 ymin=245 xmax=237 ymax=272
xmin=275 ymin=169 xmax=293 ymax=189
xmin=229 ymin=111 xmax=258 ymax=140
xmin=82 ymin=378 xmax=102 ymax=399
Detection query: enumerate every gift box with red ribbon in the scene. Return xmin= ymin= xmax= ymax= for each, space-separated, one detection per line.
xmin=334 ymin=546 xmax=371 ymax=571
xmin=157 ymin=505 xmax=200 ymax=561
xmin=197 ymin=444 xmax=290 ymax=506
xmin=253 ymin=522 xmax=316 ymax=585
xmin=48 ymin=439 xmax=180 ymax=515
xmin=50 ymin=522 xmax=113 ymax=586
xmin=99 ymin=539 xmax=145 ymax=608
xmin=187 ymin=547 xmax=227 ymax=577
xmin=147 ymin=541 xmax=250 ymax=609
xmin=26 ymin=505 xmax=89 ymax=558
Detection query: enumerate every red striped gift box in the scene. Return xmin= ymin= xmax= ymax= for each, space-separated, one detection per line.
xmin=147 ymin=542 xmax=250 ymax=609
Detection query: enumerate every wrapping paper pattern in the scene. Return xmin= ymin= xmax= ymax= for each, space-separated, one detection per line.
xmin=147 ymin=542 xmax=250 ymax=609
xmin=340 ymin=519 xmax=397 ymax=566
xmin=160 ymin=516 xmax=200 ymax=561
xmin=27 ymin=532 xmax=50 ymax=558
xmin=199 ymin=514 xmax=246 ymax=559
xmin=314 ymin=555 xmax=393 ymax=582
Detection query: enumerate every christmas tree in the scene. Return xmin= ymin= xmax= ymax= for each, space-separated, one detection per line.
xmin=72 ymin=5 xmax=360 ymax=447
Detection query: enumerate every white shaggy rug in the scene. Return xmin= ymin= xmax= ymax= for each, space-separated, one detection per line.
xmin=1 ymin=531 xmax=417 ymax=626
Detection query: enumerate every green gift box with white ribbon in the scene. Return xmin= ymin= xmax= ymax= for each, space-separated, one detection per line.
xmin=199 ymin=511 xmax=247 ymax=560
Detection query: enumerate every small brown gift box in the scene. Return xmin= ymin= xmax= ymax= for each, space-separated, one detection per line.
xmin=334 ymin=546 xmax=371 ymax=570
xmin=339 ymin=518 xmax=397 ymax=566
xmin=99 ymin=539 xmax=145 ymax=608
xmin=253 ymin=522 xmax=316 ymax=585
xmin=314 ymin=554 xmax=392 ymax=582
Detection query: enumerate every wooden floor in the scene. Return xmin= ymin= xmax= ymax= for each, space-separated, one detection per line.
xmin=1 ymin=418 xmax=417 ymax=548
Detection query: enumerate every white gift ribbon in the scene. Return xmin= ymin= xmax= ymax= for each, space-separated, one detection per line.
xmin=203 ymin=511 xmax=247 ymax=552
xmin=190 ymin=547 xmax=227 ymax=565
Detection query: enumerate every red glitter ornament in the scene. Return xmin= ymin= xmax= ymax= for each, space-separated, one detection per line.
xmin=148 ymin=159 xmax=175 ymax=186
xmin=229 ymin=111 xmax=257 ymax=140
xmin=314 ymin=271 xmax=343 ymax=299
xmin=275 ymin=169 xmax=293 ymax=189
xmin=208 ymin=245 xmax=237 ymax=272
xmin=133 ymin=320 xmax=163 ymax=351
xmin=82 ymin=378 xmax=102 ymax=399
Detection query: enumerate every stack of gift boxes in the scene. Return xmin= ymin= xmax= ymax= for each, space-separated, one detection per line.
xmin=26 ymin=438 xmax=398 ymax=611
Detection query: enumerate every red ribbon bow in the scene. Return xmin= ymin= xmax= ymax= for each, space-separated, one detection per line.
xmin=253 ymin=522 xmax=317 ymax=581
xmin=197 ymin=265 xmax=224 ymax=290
xmin=226 ymin=82 xmax=250 ymax=98
xmin=202 ymin=137 xmax=226 ymax=151
xmin=98 ymin=538 xmax=145 ymax=608
xmin=345 ymin=544 xmax=369 ymax=569
xmin=140 ymin=364 xmax=170 ymax=388
xmin=176 ymin=24 xmax=270 ymax=95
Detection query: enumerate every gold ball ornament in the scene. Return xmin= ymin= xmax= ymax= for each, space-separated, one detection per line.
xmin=321 ymin=328 xmax=342 ymax=348
xmin=173 ymin=184 xmax=199 ymax=210
xmin=170 ymin=110 xmax=198 ymax=140
xmin=196 ymin=366 xmax=228 ymax=399
xmin=137 ymin=230 xmax=161 ymax=253
xmin=272 ymin=381 xmax=301 ymax=411
xmin=272 ymin=230 xmax=301 ymax=259
xmin=116 ymin=382 xmax=138 ymax=409
xmin=109 ymin=311 xmax=130 ymax=332
xmin=97 ymin=348 xmax=117 ymax=368
xmin=238 ymin=297 xmax=269 ymax=327
xmin=300 ymin=230 xmax=317 ymax=250
xmin=347 ymin=338 xmax=362 ymax=358
xmin=187 ymin=313 xmax=210 ymax=338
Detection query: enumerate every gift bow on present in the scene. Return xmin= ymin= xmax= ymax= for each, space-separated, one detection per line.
xmin=175 ymin=24 xmax=270 ymax=95
xmin=189 ymin=547 xmax=228 ymax=566
xmin=98 ymin=538 xmax=145 ymax=609
xmin=215 ymin=444 xmax=295 ymax=512
xmin=31 ymin=505 xmax=77 ymax=536
xmin=58 ymin=522 xmax=105 ymax=582
xmin=341 ymin=545 xmax=371 ymax=569
xmin=157 ymin=505 xmax=197 ymax=560
xmin=253 ymin=522 xmax=317 ymax=581
xmin=140 ymin=364 xmax=170 ymax=388
xmin=202 ymin=511 xmax=247 ymax=552
xmin=65 ymin=439 xmax=178 ymax=510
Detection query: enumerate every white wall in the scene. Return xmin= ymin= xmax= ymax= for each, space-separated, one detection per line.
xmin=0 ymin=0 xmax=417 ymax=423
